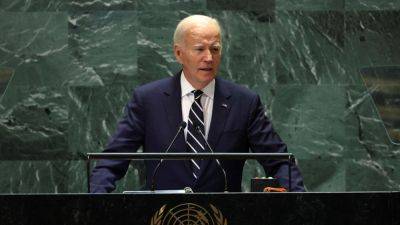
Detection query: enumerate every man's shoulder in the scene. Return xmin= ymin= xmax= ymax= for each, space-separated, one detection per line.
xmin=135 ymin=76 xmax=176 ymax=94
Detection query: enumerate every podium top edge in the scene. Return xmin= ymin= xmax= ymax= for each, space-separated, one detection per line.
xmin=86 ymin=152 xmax=294 ymax=160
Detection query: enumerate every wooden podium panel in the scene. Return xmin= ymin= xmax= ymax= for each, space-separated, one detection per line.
xmin=0 ymin=192 xmax=398 ymax=225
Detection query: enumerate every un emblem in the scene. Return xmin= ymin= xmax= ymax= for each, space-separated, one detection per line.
xmin=150 ymin=203 xmax=227 ymax=225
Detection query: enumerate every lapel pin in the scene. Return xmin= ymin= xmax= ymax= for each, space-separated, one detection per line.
xmin=221 ymin=103 xmax=228 ymax=108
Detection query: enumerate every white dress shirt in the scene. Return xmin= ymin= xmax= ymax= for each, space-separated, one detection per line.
xmin=180 ymin=72 xmax=215 ymax=140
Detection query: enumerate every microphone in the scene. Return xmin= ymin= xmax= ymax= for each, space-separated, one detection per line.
xmin=151 ymin=121 xmax=187 ymax=191
xmin=194 ymin=124 xmax=228 ymax=192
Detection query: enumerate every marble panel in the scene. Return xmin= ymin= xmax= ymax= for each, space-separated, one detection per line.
xmin=0 ymin=160 xmax=84 ymax=193
xmin=65 ymin=0 xmax=137 ymax=11
xmin=137 ymin=10 xmax=182 ymax=84
xmin=206 ymin=0 xmax=247 ymax=10
xmin=345 ymin=85 xmax=398 ymax=157
xmin=274 ymin=10 xmax=348 ymax=84
xmin=67 ymin=84 xmax=133 ymax=154
xmin=68 ymin=11 xmax=137 ymax=86
xmin=0 ymin=12 xmax=69 ymax=87
xmin=343 ymin=85 xmax=400 ymax=191
xmin=298 ymin=156 xmax=345 ymax=191
xmin=0 ymin=0 xmax=65 ymax=11
xmin=276 ymin=0 xmax=344 ymax=11
xmin=359 ymin=67 xmax=400 ymax=143
xmin=345 ymin=158 xmax=400 ymax=191
xmin=344 ymin=10 xmax=400 ymax=84
xmin=138 ymin=0 xmax=206 ymax=10
xmin=346 ymin=0 xmax=400 ymax=10
xmin=207 ymin=0 xmax=275 ymax=11
xmin=0 ymin=86 xmax=69 ymax=160
xmin=0 ymin=159 xmax=146 ymax=193
xmin=270 ymin=85 xmax=358 ymax=160
xmin=0 ymin=0 xmax=136 ymax=12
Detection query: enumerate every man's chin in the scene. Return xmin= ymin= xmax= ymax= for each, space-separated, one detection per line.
xmin=198 ymin=69 xmax=216 ymax=78
xmin=193 ymin=73 xmax=215 ymax=88
xmin=200 ymin=73 xmax=216 ymax=82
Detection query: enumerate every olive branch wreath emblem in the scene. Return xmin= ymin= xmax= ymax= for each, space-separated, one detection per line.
xmin=150 ymin=205 xmax=166 ymax=225
xmin=150 ymin=203 xmax=227 ymax=225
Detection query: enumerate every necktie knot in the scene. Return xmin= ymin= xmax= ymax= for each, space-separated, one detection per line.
xmin=192 ymin=90 xmax=203 ymax=99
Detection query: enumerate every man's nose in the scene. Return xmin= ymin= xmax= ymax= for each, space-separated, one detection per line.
xmin=203 ymin=49 xmax=213 ymax=63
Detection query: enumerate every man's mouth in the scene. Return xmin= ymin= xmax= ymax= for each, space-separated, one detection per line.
xmin=199 ymin=68 xmax=213 ymax=71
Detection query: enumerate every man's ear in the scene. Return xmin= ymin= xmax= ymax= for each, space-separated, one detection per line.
xmin=174 ymin=44 xmax=183 ymax=64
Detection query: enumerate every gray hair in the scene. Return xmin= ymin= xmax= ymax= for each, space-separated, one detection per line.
xmin=173 ymin=15 xmax=222 ymax=46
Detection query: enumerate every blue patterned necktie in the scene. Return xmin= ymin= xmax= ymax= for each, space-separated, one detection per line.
xmin=186 ymin=90 xmax=205 ymax=179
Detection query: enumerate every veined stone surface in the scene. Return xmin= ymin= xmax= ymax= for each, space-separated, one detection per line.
xmin=0 ymin=0 xmax=399 ymax=193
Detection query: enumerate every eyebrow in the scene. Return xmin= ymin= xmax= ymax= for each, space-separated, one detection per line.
xmin=193 ymin=43 xmax=221 ymax=47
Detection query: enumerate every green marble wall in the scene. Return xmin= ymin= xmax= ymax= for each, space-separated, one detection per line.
xmin=0 ymin=0 xmax=399 ymax=193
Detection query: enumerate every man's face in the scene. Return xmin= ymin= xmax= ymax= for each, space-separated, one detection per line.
xmin=174 ymin=23 xmax=221 ymax=89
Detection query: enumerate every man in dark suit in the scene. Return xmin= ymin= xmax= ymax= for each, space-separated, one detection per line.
xmin=90 ymin=15 xmax=305 ymax=193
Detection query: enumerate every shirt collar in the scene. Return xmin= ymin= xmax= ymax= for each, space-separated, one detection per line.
xmin=180 ymin=71 xmax=215 ymax=99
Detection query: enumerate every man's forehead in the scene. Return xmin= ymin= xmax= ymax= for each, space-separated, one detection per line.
xmin=188 ymin=37 xmax=221 ymax=47
xmin=178 ymin=20 xmax=222 ymax=47
xmin=189 ymin=23 xmax=220 ymax=34
xmin=187 ymin=27 xmax=220 ymax=41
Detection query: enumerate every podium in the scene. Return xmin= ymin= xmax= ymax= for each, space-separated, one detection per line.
xmin=56 ymin=152 xmax=400 ymax=225
xmin=0 ymin=192 xmax=398 ymax=225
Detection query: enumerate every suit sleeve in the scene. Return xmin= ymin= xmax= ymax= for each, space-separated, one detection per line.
xmin=89 ymin=89 xmax=145 ymax=193
xmin=247 ymin=94 xmax=305 ymax=192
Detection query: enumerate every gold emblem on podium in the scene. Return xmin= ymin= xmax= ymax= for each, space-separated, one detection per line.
xmin=150 ymin=203 xmax=227 ymax=225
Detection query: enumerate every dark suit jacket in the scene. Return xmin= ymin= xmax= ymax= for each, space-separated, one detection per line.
xmin=90 ymin=72 xmax=305 ymax=192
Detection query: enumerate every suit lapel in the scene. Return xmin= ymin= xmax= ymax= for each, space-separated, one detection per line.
xmin=207 ymin=77 xmax=232 ymax=151
xmin=162 ymin=72 xmax=186 ymax=151
xmin=162 ymin=72 xmax=193 ymax=177
xmin=197 ymin=77 xmax=232 ymax=179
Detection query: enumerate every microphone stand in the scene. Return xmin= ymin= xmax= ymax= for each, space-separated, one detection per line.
xmin=195 ymin=126 xmax=228 ymax=192
xmin=150 ymin=122 xmax=186 ymax=191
